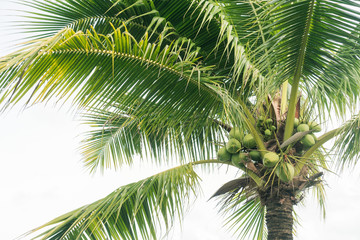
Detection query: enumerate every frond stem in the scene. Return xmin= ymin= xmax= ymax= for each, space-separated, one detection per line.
xmin=239 ymin=100 xmax=256 ymax=126
xmin=283 ymin=0 xmax=315 ymax=140
xmin=295 ymin=128 xmax=340 ymax=175
xmin=281 ymin=80 xmax=288 ymax=115
xmin=190 ymin=159 xmax=263 ymax=187
xmin=210 ymin=118 xmax=232 ymax=132
xmin=43 ymin=48 xmax=219 ymax=100
xmin=238 ymin=100 xmax=266 ymax=153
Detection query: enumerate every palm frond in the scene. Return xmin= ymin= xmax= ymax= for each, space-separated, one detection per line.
xmin=208 ymin=172 xmax=265 ymax=240
xmin=19 ymin=0 xmax=265 ymax=99
xmin=218 ymin=1 xmax=270 ymax=54
xmin=306 ymin=41 xmax=360 ymax=119
xmin=217 ymin=192 xmax=267 ymax=240
xmin=80 ymin=105 xmax=227 ymax=172
xmin=303 ymin=148 xmax=328 ymax=218
xmin=333 ymin=114 xmax=360 ymax=169
xmin=311 ymin=179 xmax=326 ymax=219
xmin=0 ymin=19 xmax=267 ymax=173
xmin=25 ymin=163 xmax=201 ymax=240
xmin=21 ymin=0 xmax=154 ymax=38
xmin=185 ymin=0 xmax=266 ymax=98
xmin=259 ymin=0 xmax=360 ymax=117
xmin=0 ymin=26 xmax=225 ymax=134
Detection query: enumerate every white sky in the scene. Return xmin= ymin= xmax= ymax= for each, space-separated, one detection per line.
xmin=0 ymin=1 xmax=360 ymax=240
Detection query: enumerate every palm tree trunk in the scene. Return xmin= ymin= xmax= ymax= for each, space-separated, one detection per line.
xmin=265 ymin=194 xmax=294 ymax=240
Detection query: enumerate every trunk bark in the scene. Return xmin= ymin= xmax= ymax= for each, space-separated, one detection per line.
xmin=265 ymin=194 xmax=294 ymax=240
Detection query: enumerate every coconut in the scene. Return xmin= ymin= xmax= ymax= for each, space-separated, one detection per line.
xmin=312 ymin=125 xmax=321 ymax=132
xmin=243 ymin=134 xmax=257 ymax=149
xmin=271 ymin=125 xmax=277 ymax=131
xmin=309 ymin=121 xmax=321 ymax=132
xmin=301 ymin=134 xmax=315 ymax=148
xmin=263 ymin=152 xmax=280 ymax=168
xmin=310 ymin=133 xmax=317 ymax=141
xmin=266 ymin=119 xmax=273 ymax=125
xmin=229 ymin=127 xmax=243 ymax=142
xmin=232 ymin=153 xmax=247 ymax=167
xmin=276 ymin=162 xmax=295 ymax=182
xmin=294 ymin=118 xmax=299 ymax=128
xmin=264 ymin=129 xmax=272 ymax=136
xmin=297 ymin=123 xmax=310 ymax=132
xmin=226 ymin=138 xmax=242 ymax=154
xmin=218 ymin=147 xmax=232 ymax=162
xmin=249 ymin=151 xmax=262 ymax=162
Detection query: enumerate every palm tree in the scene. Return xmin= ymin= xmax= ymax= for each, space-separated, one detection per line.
xmin=1 ymin=0 xmax=360 ymax=239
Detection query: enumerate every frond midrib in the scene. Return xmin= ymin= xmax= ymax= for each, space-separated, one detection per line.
xmin=83 ymin=117 xmax=136 ymax=169
xmin=65 ymin=15 xmax=176 ymax=43
xmin=284 ymin=0 xmax=316 ymax=140
xmin=42 ymin=48 xmax=220 ymax=98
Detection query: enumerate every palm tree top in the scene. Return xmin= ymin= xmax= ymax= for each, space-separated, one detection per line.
xmin=1 ymin=1 xmax=360 ymax=239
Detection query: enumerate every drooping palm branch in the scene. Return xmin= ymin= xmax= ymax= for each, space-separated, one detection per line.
xmin=24 ymin=162 xmax=202 ymax=240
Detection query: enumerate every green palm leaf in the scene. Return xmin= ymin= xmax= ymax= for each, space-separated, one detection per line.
xmin=227 ymin=197 xmax=266 ymax=240
xmin=218 ymin=1 xmax=269 ymax=54
xmin=213 ymin=181 xmax=266 ymax=240
xmin=1 ymin=18 xmax=264 ymax=172
xmin=0 ymin=26 xmax=222 ymax=131
xmin=333 ymin=114 xmax=360 ymax=168
xmin=21 ymin=0 xmax=153 ymax=38
xmin=259 ymin=0 xmax=360 ymax=122
xmin=25 ymin=163 xmax=201 ymax=240
xmin=19 ymin=0 xmax=264 ymax=98
xmin=80 ymin=105 xmax=227 ymax=172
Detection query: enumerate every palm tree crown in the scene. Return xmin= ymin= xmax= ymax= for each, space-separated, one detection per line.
xmin=1 ymin=0 xmax=360 ymax=239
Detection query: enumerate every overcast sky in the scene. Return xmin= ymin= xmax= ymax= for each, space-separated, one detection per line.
xmin=1 ymin=1 xmax=360 ymax=240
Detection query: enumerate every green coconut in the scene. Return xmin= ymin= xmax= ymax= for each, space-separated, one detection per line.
xmin=264 ymin=129 xmax=272 ymax=136
xmin=229 ymin=127 xmax=243 ymax=142
xmin=232 ymin=153 xmax=247 ymax=168
xmin=266 ymin=119 xmax=273 ymax=125
xmin=276 ymin=162 xmax=295 ymax=182
xmin=297 ymin=123 xmax=310 ymax=132
xmin=218 ymin=147 xmax=232 ymax=162
xmin=226 ymin=138 xmax=242 ymax=154
xmin=310 ymin=133 xmax=317 ymax=141
xmin=313 ymin=125 xmax=321 ymax=132
xmin=294 ymin=118 xmax=299 ymax=128
xmin=243 ymin=134 xmax=257 ymax=149
xmin=271 ymin=125 xmax=277 ymax=131
xmin=309 ymin=121 xmax=321 ymax=132
xmin=263 ymin=152 xmax=280 ymax=168
xmin=249 ymin=151 xmax=262 ymax=162
xmin=301 ymin=134 xmax=315 ymax=148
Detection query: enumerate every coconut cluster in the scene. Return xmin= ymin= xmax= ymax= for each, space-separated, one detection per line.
xmin=294 ymin=118 xmax=321 ymax=149
xmin=217 ymin=117 xmax=321 ymax=183
xmin=256 ymin=117 xmax=277 ymax=141
xmin=217 ymin=125 xmax=265 ymax=170
xmin=217 ymin=127 xmax=257 ymax=167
